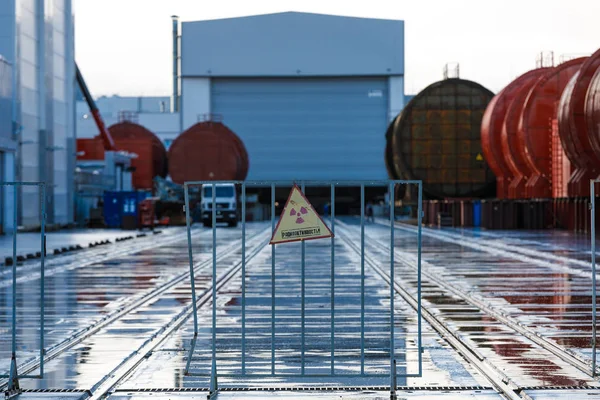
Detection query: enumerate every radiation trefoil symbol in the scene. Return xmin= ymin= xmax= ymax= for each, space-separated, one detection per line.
xmin=289 ymin=201 xmax=308 ymax=224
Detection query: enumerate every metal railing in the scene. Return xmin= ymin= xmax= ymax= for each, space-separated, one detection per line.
xmin=0 ymin=182 xmax=46 ymax=396
xmin=183 ymin=180 xmax=423 ymax=398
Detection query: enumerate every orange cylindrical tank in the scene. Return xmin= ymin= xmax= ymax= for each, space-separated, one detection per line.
xmin=585 ymin=65 xmax=600 ymax=184
xmin=559 ymin=50 xmax=600 ymax=197
xmin=518 ymin=58 xmax=586 ymax=199
xmin=501 ymin=69 xmax=547 ymax=199
xmin=481 ymin=68 xmax=550 ymax=199
xmin=167 ymin=121 xmax=249 ymax=184
xmin=108 ymin=121 xmax=168 ymax=190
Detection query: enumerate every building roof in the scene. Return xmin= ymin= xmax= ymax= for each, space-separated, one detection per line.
xmin=181 ymin=11 xmax=404 ymax=78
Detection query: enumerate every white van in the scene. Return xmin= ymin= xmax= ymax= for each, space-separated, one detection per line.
xmin=201 ymin=183 xmax=238 ymax=227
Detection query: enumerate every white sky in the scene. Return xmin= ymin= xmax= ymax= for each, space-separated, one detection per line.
xmin=73 ymin=0 xmax=600 ymax=97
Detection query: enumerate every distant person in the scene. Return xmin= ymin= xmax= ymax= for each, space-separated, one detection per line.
xmin=366 ymin=201 xmax=374 ymax=223
xmin=324 ymin=202 xmax=330 ymax=217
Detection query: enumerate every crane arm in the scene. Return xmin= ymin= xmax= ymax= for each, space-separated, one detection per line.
xmin=75 ymin=63 xmax=116 ymax=151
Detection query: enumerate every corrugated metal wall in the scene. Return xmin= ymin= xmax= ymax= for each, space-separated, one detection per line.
xmin=211 ymin=77 xmax=389 ymax=181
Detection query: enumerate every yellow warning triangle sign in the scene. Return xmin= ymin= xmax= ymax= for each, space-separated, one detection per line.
xmin=476 ymin=153 xmax=483 ymax=161
xmin=270 ymin=184 xmax=334 ymax=245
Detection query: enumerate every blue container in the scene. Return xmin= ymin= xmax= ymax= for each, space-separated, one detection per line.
xmin=103 ymin=191 xmax=149 ymax=228
xmin=473 ymin=201 xmax=482 ymax=227
xmin=103 ymin=191 xmax=123 ymax=228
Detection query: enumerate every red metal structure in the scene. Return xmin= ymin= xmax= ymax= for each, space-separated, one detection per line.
xmin=586 ymin=66 xmax=600 ymax=174
xmin=168 ymin=115 xmax=249 ymax=184
xmin=75 ymin=63 xmax=116 ymax=151
xmin=108 ymin=118 xmax=168 ymax=190
xmin=501 ymin=69 xmax=547 ymax=199
xmin=481 ymin=68 xmax=550 ymax=199
xmin=551 ymin=118 xmax=571 ymax=198
xmin=519 ymin=57 xmax=586 ymax=198
xmin=558 ymin=50 xmax=600 ymax=197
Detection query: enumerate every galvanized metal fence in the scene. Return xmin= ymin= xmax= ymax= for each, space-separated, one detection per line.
xmin=183 ymin=180 xmax=423 ymax=397
xmin=0 ymin=182 xmax=46 ymax=395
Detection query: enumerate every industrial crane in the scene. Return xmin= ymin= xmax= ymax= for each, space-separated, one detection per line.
xmin=75 ymin=63 xmax=116 ymax=151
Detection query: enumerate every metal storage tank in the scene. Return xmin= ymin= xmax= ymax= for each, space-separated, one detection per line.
xmin=519 ymin=57 xmax=586 ymax=198
xmin=585 ymin=65 xmax=600 ymax=178
xmin=481 ymin=68 xmax=550 ymax=199
xmin=168 ymin=118 xmax=249 ymax=184
xmin=108 ymin=121 xmax=168 ymax=190
xmin=385 ymin=78 xmax=495 ymax=199
xmin=558 ymin=52 xmax=599 ymax=197
xmin=500 ymin=70 xmax=546 ymax=199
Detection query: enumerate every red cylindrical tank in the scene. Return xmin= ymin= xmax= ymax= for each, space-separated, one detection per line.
xmin=168 ymin=121 xmax=249 ymax=184
xmin=500 ymin=69 xmax=547 ymax=199
xmin=586 ymin=66 xmax=600 ymax=177
xmin=559 ymin=50 xmax=600 ymax=197
xmin=518 ymin=58 xmax=586 ymax=198
xmin=108 ymin=122 xmax=168 ymax=190
xmin=481 ymin=68 xmax=550 ymax=199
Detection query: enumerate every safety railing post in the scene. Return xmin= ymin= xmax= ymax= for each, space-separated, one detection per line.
xmin=389 ymin=182 xmax=395 ymax=387
xmin=301 ymin=182 xmax=306 ymax=375
xmin=8 ymin=183 xmax=19 ymax=392
xmin=417 ymin=182 xmax=423 ymax=376
xmin=209 ymin=183 xmax=218 ymax=395
xmin=40 ymin=183 xmax=46 ymax=376
xmin=271 ymin=183 xmax=276 ymax=375
xmin=592 ymin=180 xmax=597 ymax=377
xmin=330 ymin=184 xmax=335 ymax=375
xmin=360 ymin=183 xmax=365 ymax=375
xmin=184 ymin=184 xmax=198 ymax=374
xmin=241 ymin=183 xmax=246 ymax=375
xmin=2 ymin=182 xmax=47 ymax=390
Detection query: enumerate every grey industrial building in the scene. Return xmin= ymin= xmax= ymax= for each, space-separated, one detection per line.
xmin=0 ymin=0 xmax=76 ymax=232
xmin=179 ymin=12 xmax=405 ymax=181
xmin=77 ymin=12 xmax=406 ymax=184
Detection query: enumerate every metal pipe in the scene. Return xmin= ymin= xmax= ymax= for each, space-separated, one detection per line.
xmin=171 ymin=15 xmax=179 ymax=113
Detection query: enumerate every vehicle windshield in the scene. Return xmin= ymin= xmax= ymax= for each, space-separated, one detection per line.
xmin=203 ymin=186 xmax=235 ymax=198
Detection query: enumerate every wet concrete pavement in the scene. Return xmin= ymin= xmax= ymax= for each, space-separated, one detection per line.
xmin=2 ymin=219 xmax=600 ymax=399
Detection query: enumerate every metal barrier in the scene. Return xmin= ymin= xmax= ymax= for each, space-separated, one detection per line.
xmin=591 ymin=180 xmax=599 ymax=376
xmin=0 ymin=182 xmax=46 ymax=396
xmin=183 ymin=180 xmax=423 ymax=398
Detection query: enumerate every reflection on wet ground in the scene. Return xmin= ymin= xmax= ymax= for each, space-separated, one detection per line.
xmin=120 ymin=228 xmax=486 ymax=390
xmin=1 ymin=218 xmax=599 ymax=396
xmin=361 ymin=220 xmax=599 ymax=386
xmin=0 ymin=224 xmax=268 ymax=385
